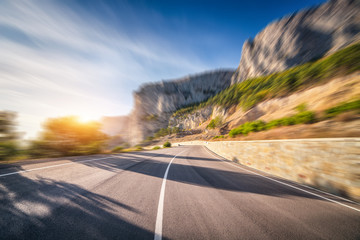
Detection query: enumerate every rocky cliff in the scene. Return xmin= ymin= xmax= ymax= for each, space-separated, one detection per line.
xmin=127 ymin=70 xmax=234 ymax=144
xmin=231 ymin=0 xmax=360 ymax=84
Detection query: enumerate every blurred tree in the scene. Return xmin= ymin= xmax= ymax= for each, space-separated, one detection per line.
xmin=0 ymin=111 xmax=19 ymax=160
xmin=0 ymin=111 xmax=18 ymax=141
xmin=29 ymin=116 xmax=107 ymax=157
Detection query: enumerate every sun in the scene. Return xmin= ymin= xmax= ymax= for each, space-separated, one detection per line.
xmin=77 ymin=114 xmax=98 ymax=123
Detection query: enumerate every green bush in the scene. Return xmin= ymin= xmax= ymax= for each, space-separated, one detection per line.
xmin=229 ymin=111 xmax=316 ymax=137
xmin=207 ymin=116 xmax=222 ymax=129
xmin=27 ymin=140 xmax=59 ymax=158
xmin=325 ymin=99 xmax=360 ymax=118
xmin=172 ymin=127 xmax=180 ymax=134
xmin=295 ymin=103 xmax=307 ymax=113
xmin=265 ymin=119 xmax=283 ymax=130
xmin=229 ymin=127 xmax=243 ymax=137
xmin=279 ymin=117 xmax=296 ymax=126
xmin=112 ymin=146 xmax=124 ymax=153
xmin=229 ymin=120 xmax=266 ymax=137
xmin=69 ymin=142 xmax=103 ymax=155
xmin=172 ymin=104 xmax=201 ymax=119
xmin=145 ymin=136 xmax=154 ymax=141
xmin=27 ymin=116 xmax=107 ymax=157
xmin=163 ymin=141 xmax=171 ymax=148
xmin=213 ymin=135 xmax=225 ymax=139
xmin=292 ymin=111 xmax=316 ymax=124
xmin=135 ymin=145 xmax=143 ymax=151
xmin=0 ymin=141 xmax=18 ymax=160
xmin=144 ymin=114 xmax=158 ymax=121
xmin=264 ymin=112 xmax=315 ymax=130
xmin=152 ymin=146 xmax=161 ymax=150
xmin=153 ymin=127 xmax=180 ymax=138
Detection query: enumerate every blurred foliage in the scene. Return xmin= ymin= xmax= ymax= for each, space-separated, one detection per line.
xmin=229 ymin=111 xmax=316 ymax=137
xmin=111 ymin=146 xmax=124 ymax=153
xmin=144 ymin=114 xmax=158 ymax=121
xmin=213 ymin=135 xmax=225 ymax=139
xmin=172 ymin=103 xmax=201 ymax=118
xmin=207 ymin=116 xmax=223 ymax=129
xmin=0 ymin=111 xmax=18 ymax=141
xmin=140 ymin=136 xmax=156 ymax=146
xmin=154 ymin=127 xmax=179 ymax=138
xmin=0 ymin=141 xmax=19 ymax=160
xmin=325 ymin=99 xmax=360 ymax=118
xmin=172 ymin=43 xmax=360 ymax=117
xmin=152 ymin=146 xmax=161 ymax=150
xmin=0 ymin=111 xmax=21 ymax=161
xmin=163 ymin=141 xmax=171 ymax=148
xmin=229 ymin=120 xmax=267 ymax=137
xmin=146 ymin=136 xmax=154 ymax=141
xmin=28 ymin=116 xmax=107 ymax=158
xmin=266 ymin=111 xmax=316 ymax=129
xmin=295 ymin=103 xmax=307 ymax=113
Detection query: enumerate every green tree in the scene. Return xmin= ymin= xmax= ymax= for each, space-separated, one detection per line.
xmin=0 ymin=111 xmax=18 ymax=141
xmin=0 ymin=111 xmax=20 ymax=160
xmin=29 ymin=116 xmax=107 ymax=157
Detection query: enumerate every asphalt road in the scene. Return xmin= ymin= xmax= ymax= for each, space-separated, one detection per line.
xmin=0 ymin=145 xmax=359 ymax=240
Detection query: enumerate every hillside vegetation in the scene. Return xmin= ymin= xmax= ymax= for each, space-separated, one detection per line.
xmin=173 ymin=43 xmax=360 ymax=118
xmin=228 ymin=99 xmax=360 ymax=138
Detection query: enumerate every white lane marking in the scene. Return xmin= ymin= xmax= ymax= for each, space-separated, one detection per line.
xmin=0 ymin=148 xmax=175 ymax=178
xmin=0 ymin=156 xmax=118 ymax=178
xmin=202 ymin=146 xmax=360 ymax=213
xmin=294 ymin=180 xmax=358 ymax=204
xmin=154 ymin=150 xmax=186 ymax=240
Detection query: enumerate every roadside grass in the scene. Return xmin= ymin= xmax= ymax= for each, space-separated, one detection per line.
xmin=228 ymin=99 xmax=359 ymax=137
xmin=111 ymin=146 xmax=124 ymax=153
xmin=213 ymin=135 xmax=225 ymax=139
xmin=325 ymin=99 xmax=360 ymax=118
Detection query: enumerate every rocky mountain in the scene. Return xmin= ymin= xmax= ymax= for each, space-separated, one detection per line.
xmin=127 ymin=70 xmax=234 ymax=144
xmin=231 ymin=0 xmax=360 ymax=84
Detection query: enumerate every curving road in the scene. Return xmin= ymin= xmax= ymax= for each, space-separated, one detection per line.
xmin=0 ymin=145 xmax=359 ymax=239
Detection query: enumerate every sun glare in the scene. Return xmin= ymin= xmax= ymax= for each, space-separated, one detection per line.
xmin=77 ymin=114 xmax=98 ymax=123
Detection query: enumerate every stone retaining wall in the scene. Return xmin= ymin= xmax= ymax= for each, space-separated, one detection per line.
xmin=174 ymin=138 xmax=360 ymax=201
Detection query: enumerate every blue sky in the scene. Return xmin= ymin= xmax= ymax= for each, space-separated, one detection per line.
xmin=0 ymin=0 xmax=325 ymax=138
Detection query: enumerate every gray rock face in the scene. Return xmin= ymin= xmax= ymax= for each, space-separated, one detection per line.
xmin=169 ymin=106 xmax=213 ymax=130
xmin=232 ymin=0 xmax=360 ymax=84
xmin=127 ymin=70 xmax=234 ymax=144
xmin=134 ymin=70 xmax=234 ymax=115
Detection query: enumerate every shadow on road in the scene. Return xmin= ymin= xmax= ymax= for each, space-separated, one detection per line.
xmin=1 ymin=146 xmax=355 ymax=239
xmin=76 ymin=147 xmax=327 ymax=201
xmin=0 ymin=170 xmax=152 ymax=240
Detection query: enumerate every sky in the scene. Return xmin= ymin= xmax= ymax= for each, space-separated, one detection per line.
xmin=0 ymin=0 xmax=325 ymax=139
